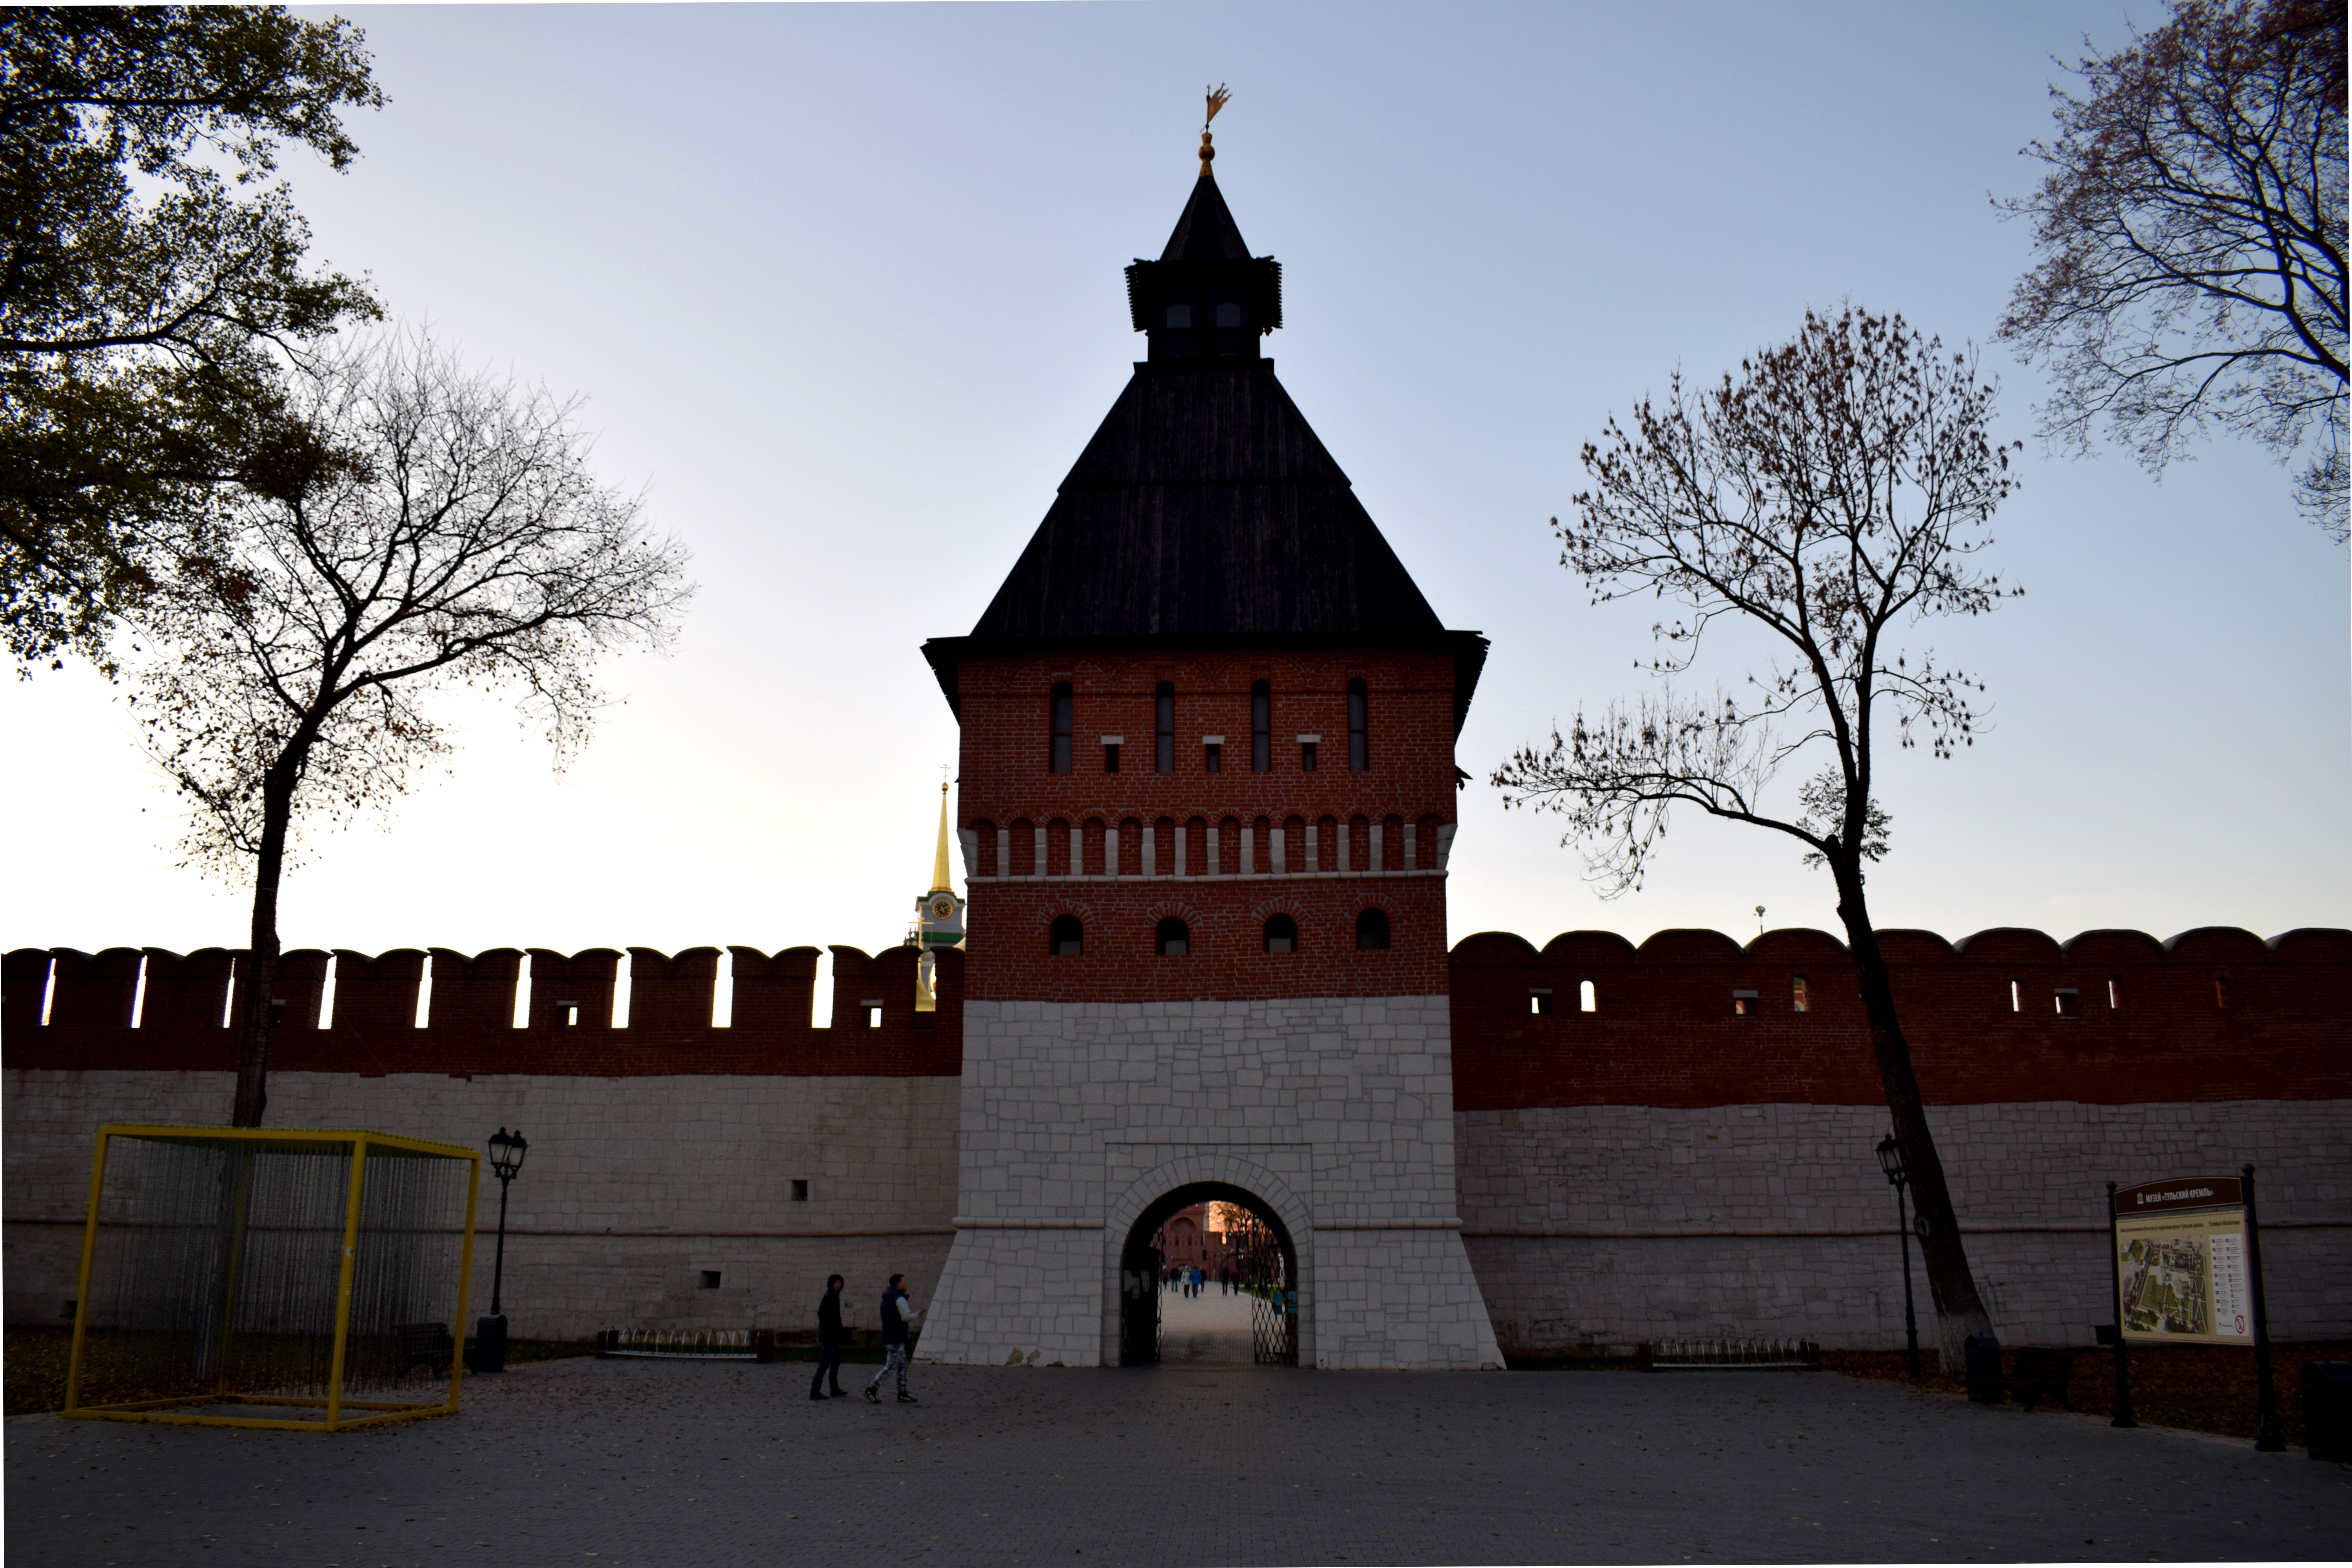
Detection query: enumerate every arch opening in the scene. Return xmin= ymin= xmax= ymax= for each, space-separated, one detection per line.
xmin=1118 ymin=1182 xmax=1297 ymax=1368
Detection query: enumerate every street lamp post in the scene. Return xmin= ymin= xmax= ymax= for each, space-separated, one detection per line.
xmin=1876 ymin=1133 xmax=1921 ymax=1379
xmin=475 ymin=1127 xmax=528 ymax=1374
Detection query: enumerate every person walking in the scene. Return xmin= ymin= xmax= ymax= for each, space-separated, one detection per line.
xmin=864 ymin=1272 xmax=921 ymax=1403
xmin=810 ymin=1274 xmax=848 ymax=1401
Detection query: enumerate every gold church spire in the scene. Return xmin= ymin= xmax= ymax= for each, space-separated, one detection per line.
xmin=931 ymin=776 xmax=954 ymax=894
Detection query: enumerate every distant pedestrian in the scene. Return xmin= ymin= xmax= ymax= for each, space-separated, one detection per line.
xmin=864 ymin=1272 xmax=921 ymax=1403
xmin=810 ymin=1274 xmax=848 ymax=1401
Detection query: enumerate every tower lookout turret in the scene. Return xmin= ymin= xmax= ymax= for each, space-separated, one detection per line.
xmin=916 ymin=130 xmax=1501 ymax=1372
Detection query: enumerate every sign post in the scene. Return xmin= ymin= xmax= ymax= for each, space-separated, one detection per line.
xmin=2110 ymin=1170 xmax=2282 ymax=1452
xmin=2241 ymin=1165 xmax=2284 ymax=1452
xmin=2104 ymin=1180 xmax=2136 ymax=1428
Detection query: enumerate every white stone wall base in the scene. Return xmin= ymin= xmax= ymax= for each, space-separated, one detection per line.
xmin=1457 ymin=1101 xmax=2352 ymax=1353
xmin=945 ymin=996 xmax=1501 ymax=1370
xmin=919 ymin=1228 xmax=1105 ymax=1366
xmin=1310 ymin=1229 xmax=1503 ymax=1369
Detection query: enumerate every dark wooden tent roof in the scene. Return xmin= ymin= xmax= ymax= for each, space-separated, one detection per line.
xmin=1158 ymin=171 xmax=1253 ymax=262
xmin=923 ymin=174 xmax=1486 ymax=731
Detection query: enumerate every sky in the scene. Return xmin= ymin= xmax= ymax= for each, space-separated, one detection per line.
xmin=7 ymin=0 xmax=2347 ymax=964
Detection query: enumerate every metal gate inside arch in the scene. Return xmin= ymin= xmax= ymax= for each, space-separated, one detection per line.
xmin=1118 ymin=1182 xmax=1297 ymax=1367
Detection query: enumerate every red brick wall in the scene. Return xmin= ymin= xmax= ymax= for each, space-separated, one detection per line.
xmin=1450 ymin=926 xmax=2352 ymax=1109
xmin=955 ymin=646 xmax=1459 ymax=1002
xmin=13 ymin=925 xmax=2342 ymax=1103
xmin=1 ymin=944 xmax=961 ymax=1078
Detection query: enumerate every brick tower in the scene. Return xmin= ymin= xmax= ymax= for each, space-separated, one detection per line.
xmin=917 ymin=136 xmax=1502 ymax=1369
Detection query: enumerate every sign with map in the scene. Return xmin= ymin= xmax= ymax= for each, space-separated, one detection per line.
xmin=2112 ymin=1178 xmax=2252 ymax=1345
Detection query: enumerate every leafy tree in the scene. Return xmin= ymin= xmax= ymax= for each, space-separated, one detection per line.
xmin=130 ymin=334 xmax=693 ymax=1126
xmin=1492 ymin=307 xmax=2020 ymax=1367
xmin=2000 ymin=0 xmax=2346 ymax=540
xmin=1 ymin=6 xmax=384 ymax=668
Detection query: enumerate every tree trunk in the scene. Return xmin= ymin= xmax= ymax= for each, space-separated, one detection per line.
xmin=228 ymin=764 xmax=296 ymax=1127
xmin=1831 ymin=858 xmax=1995 ymax=1372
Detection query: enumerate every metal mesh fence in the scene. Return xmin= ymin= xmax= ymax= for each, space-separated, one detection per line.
xmin=69 ymin=1129 xmax=475 ymax=1428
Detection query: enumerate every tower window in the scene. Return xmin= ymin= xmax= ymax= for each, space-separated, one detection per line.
xmin=1156 ymin=917 xmax=1191 ymax=957
xmin=700 ymin=1270 xmax=722 ymax=1289
xmin=791 ymin=1179 xmax=809 ymax=1202
xmin=1049 ymin=915 xmax=1083 ymax=957
xmin=1579 ymin=980 xmax=1597 ymax=1013
xmin=1215 ymin=302 xmax=1241 ymax=327
xmin=1049 ymin=682 xmax=1073 ymax=774
xmin=1250 ymin=681 xmax=1270 ymax=772
xmin=1263 ymin=914 xmax=1297 ymax=954
xmin=1156 ymin=682 xmax=1175 ymax=773
xmin=1733 ymin=989 xmax=1758 ymax=1016
xmin=1204 ymin=740 xmax=1222 ymax=772
xmin=1355 ymin=908 xmax=1390 ymax=951
xmin=1300 ymin=740 xmax=1318 ymax=772
xmin=1165 ymin=303 xmax=1191 ymax=328
xmin=2055 ymin=987 xmax=2081 ymax=1017
xmin=1529 ymin=987 xmax=1553 ymax=1016
xmin=1348 ymin=679 xmax=1368 ymax=771
xmin=1103 ymin=741 xmax=1121 ymax=772
xmin=1792 ymin=975 xmax=1811 ymax=1013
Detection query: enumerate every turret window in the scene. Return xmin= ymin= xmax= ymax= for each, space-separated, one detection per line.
xmin=1155 ymin=682 xmax=1175 ymax=773
xmin=1215 ymin=302 xmax=1241 ymax=327
xmin=1263 ymin=914 xmax=1297 ymax=954
xmin=1348 ymin=680 xmax=1369 ymax=771
xmin=1049 ymin=915 xmax=1083 ymax=956
xmin=1165 ymin=304 xmax=1191 ymax=328
xmin=1156 ymin=917 xmax=1191 ymax=957
xmin=1049 ymin=683 xmax=1073 ymax=773
xmin=1355 ymin=908 xmax=1390 ymax=951
xmin=1250 ymin=681 xmax=1271 ymax=772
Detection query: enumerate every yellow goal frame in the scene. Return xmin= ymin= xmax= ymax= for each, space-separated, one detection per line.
xmin=64 ymin=1124 xmax=481 ymax=1432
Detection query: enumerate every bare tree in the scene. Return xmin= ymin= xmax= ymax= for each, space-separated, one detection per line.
xmin=129 ymin=332 xmax=693 ymax=1126
xmin=1999 ymin=0 xmax=2346 ymax=539
xmin=1492 ymin=307 xmax=2021 ymax=1368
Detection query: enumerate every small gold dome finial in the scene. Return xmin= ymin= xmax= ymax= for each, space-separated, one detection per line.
xmin=1200 ymin=83 xmax=1229 ymax=175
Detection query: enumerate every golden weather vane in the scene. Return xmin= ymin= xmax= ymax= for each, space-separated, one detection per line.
xmin=1200 ymin=83 xmax=1230 ymax=174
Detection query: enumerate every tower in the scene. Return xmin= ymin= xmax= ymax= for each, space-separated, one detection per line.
xmin=913 ymin=780 xmax=967 ymax=1012
xmin=916 ymin=131 xmax=1501 ymax=1369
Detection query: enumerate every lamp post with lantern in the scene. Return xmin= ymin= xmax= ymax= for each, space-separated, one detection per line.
xmin=475 ymin=1127 xmax=528 ymax=1373
xmin=1876 ymin=1132 xmax=1922 ymax=1379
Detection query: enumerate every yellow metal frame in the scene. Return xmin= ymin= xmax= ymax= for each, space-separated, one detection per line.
xmin=64 ymin=1124 xmax=481 ymax=1432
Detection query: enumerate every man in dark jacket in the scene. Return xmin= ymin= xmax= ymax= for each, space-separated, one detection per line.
xmin=862 ymin=1272 xmax=920 ymax=1403
xmin=810 ymin=1275 xmax=848 ymax=1400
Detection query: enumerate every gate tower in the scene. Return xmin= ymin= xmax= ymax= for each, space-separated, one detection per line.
xmin=918 ymin=137 xmax=1502 ymax=1369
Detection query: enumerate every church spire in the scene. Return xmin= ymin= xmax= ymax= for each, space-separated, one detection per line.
xmin=930 ymin=779 xmax=953 ymax=895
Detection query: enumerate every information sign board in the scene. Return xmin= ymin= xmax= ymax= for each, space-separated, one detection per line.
xmin=2112 ymin=1178 xmax=2252 ymax=1345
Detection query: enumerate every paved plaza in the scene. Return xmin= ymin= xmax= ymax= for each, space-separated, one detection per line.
xmin=8 ymin=1354 xmax=2347 ymax=1568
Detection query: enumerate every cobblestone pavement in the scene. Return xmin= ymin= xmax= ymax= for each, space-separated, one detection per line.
xmin=9 ymin=1358 xmax=2347 ymax=1567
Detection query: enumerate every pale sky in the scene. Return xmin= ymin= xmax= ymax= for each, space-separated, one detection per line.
xmin=8 ymin=0 xmax=2346 ymax=963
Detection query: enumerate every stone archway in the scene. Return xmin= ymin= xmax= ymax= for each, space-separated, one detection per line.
xmin=1116 ymin=1181 xmax=1298 ymax=1367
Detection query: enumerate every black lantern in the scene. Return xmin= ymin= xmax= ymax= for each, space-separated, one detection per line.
xmin=1876 ymin=1132 xmax=1921 ymax=1378
xmin=489 ymin=1126 xmax=529 ymax=1184
xmin=1875 ymin=1132 xmax=1904 ymax=1187
xmin=475 ymin=1127 xmax=528 ymax=1373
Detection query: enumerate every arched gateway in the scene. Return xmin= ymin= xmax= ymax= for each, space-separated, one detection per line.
xmin=913 ymin=138 xmax=1502 ymax=1372
xmin=1118 ymin=1182 xmax=1298 ymax=1367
